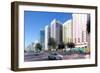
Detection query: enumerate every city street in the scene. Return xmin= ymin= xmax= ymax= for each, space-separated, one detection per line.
xmin=24 ymin=51 xmax=90 ymax=62
xmin=24 ymin=51 xmax=49 ymax=61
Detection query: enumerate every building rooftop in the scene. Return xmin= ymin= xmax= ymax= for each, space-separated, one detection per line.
xmin=63 ymin=19 xmax=72 ymax=26
xmin=51 ymin=19 xmax=62 ymax=25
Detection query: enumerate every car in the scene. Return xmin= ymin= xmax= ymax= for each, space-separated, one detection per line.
xmin=33 ymin=52 xmax=42 ymax=56
xmin=48 ymin=52 xmax=63 ymax=60
xmin=34 ymin=53 xmax=40 ymax=56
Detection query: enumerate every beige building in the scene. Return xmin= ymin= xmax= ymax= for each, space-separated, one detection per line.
xmin=63 ymin=13 xmax=88 ymax=48
xmin=63 ymin=19 xmax=72 ymax=44
xmin=72 ymin=13 xmax=88 ymax=48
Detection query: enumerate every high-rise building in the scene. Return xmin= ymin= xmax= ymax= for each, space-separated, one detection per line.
xmin=72 ymin=13 xmax=88 ymax=48
xmin=50 ymin=19 xmax=62 ymax=44
xmin=40 ymin=29 xmax=45 ymax=49
xmin=45 ymin=25 xmax=50 ymax=50
xmin=63 ymin=19 xmax=72 ymax=44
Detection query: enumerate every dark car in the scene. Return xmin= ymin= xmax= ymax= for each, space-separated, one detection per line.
xmin=48 ymin=52 xmax=63 ymax=60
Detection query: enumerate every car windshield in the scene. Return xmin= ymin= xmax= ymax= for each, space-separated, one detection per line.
xmin=51 ymin=53 xmax=58 ymax=55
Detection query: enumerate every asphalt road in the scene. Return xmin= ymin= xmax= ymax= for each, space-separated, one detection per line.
xmin=24 ymin=51 xmax=90 ymax=62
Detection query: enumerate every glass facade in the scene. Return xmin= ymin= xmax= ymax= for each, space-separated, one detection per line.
xmin=40 ymin=29 xmax=45 ymax=49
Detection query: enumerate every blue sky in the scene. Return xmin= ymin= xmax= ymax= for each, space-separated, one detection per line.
xmin=24 ymin=11 xmax=72 ymax=48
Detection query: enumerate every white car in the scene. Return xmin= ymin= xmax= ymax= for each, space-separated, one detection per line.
xmin=48 ymin=52 xmax=63 ymax=60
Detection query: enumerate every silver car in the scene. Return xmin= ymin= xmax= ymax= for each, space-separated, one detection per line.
xmin=48 ymin=52 xmax=63 ymax=60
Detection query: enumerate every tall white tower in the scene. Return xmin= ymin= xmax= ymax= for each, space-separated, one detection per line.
xmin=44 ymin=25 xmax=50 ymax=50
xmin=50 ymin=19 xmax=62 ymax=44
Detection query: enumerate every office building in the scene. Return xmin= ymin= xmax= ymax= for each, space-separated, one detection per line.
xmin=40 ymin=29 xmax=45 ymax=49
xmin=63 ymin=19 xmax=72 ymax=44
xmin=50 ymin=19 xmax=62 ymax=44
xmin=72 ymin=13 xmax=88 ymax=48
xmin=45 ymin=25 xmax=50 ymax=50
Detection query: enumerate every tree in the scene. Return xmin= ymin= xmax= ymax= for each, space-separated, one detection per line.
xmin=57 ymin=42 xmax=65 ymax=50
xmin=24 ymin=50 xmax=27 ymax=53
xmin=48 ymin=38 xmax=57 ymax=51
xmin=35 ymin=43 xmax=42 ymax=52
xmin=66 ymin=42 xmax=75 ymax=50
